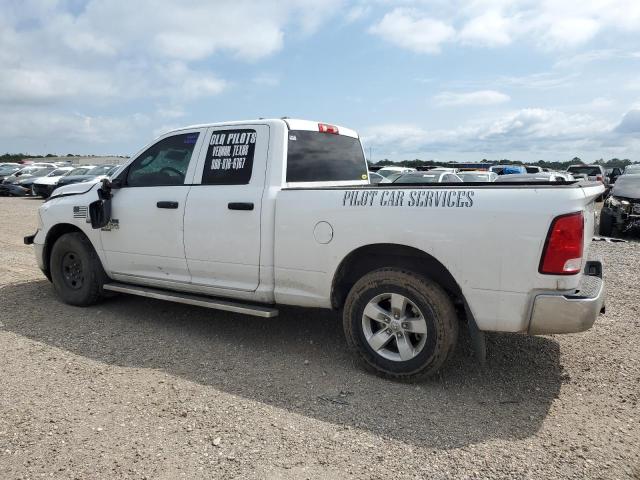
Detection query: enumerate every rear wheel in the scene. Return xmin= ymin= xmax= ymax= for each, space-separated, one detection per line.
xmin=50 ymin=232 xmax=107 ymax=306
xmin=343 ymin=268 xmax=458 ymax=381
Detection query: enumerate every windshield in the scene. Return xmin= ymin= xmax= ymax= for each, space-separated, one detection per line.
xmin=17 ymin=167 xmax=41 ymax=175
xmin=67 ymin=167 xmax=91 ymax=176
xmin=286 ymin=131 xmax=367 ymax=183
xmin=48 ymin=168 xmax=70 ymax=176
xmin=30 ymin=168 xmax=54 ymax=177
xmin=567 ymin=166 xmax=601 ymax=175
xmin=0 ymin=166 xmax=19 ymax=174
xmin=87 ymin=165 xmax=116 ymax=176
xmin=624 ymin=165 xmax=640 ymax=174
xmin=393 ymin=174 xmax=439 ymax=183
xmin=106 ymin=166 xmax=120 ymax=177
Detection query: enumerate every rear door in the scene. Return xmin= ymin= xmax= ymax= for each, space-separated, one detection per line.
xmin=101 ymin=129 xmax=205 ymax=283
xmin=183 ymin=124 xmax=270 ymax=291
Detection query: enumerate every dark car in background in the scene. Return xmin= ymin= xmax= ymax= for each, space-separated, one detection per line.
xmin=0 ymin=166 xmax=55 ymax=196
xmin=599 ymin=174 xmax=640 ymax=236
xmin=55 ymin=164 xmax=119 ymax=189
xmin=32 ymin=166 xmax=92 ymax=198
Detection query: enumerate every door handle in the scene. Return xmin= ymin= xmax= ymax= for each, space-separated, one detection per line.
xmin=228 ymin=202 xmax=254 ymax=211
xmin=157 ymin=201 xmax=179 ymax=209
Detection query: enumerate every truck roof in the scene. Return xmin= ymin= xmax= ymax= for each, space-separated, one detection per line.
xmin=164 ymin=118 xmax=359 ymax=139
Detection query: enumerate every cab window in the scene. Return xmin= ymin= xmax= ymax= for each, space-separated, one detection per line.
xmin=126 ymin=133 xmax=199 ymax=187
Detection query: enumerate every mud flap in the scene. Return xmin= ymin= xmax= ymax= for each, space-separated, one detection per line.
xmin=465 ymin=301 xmax=486 ymax=364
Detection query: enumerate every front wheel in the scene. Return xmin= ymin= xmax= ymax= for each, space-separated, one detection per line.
xmin=50 ymin=232 xmax=108 ymax=306
xmin=343 ymin=268 xmax=459 ymax=381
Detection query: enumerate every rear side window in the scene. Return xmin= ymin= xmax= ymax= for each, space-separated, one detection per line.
xmin=286 ymin=130 xmax=367 ymax=182
xmin=127 ymin=133 xmax=199 ymax=187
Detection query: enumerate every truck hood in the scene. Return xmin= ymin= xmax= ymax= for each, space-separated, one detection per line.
xmin=50 ymin=181 xmax=99 ymax=199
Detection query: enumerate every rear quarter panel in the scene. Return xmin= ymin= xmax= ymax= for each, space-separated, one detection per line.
xmin=273 ymin=185 xmax=599 ymax=332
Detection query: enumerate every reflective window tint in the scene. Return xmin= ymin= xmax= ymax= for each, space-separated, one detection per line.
xmin=202 ymin=129 xmax=256 ymax=185
xmin=286 ymin=131 xmax=366 ymax=182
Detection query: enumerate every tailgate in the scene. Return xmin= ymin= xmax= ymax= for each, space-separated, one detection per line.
xmin=580 ymin=183 xmax=605 ymax=257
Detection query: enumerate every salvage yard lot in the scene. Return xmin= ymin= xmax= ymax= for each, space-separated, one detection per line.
xmin=0 ymin=197 xmax=638 ymax=479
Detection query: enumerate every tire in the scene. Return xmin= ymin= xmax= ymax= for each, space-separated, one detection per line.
xmin=599 ymin=211 xmax=614 ymax=237
xmin=343 ymin=268 xmax=459 ymax=381
xmin=50 ymin=232 xmax=108 ymax=306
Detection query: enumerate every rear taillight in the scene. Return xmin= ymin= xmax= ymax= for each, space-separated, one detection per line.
xmin=596 ymin=175 xmax=603 ymax=182
xmin=539 ymin=212 xmax=584 ymax=275
xmin=318 ymin=123 xmax=339 ymax=134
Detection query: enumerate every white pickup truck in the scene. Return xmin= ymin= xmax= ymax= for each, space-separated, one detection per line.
xmin=26 ymin=118 xmax=606 ymax=380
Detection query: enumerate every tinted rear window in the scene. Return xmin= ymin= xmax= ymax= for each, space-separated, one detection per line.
xmin=286 ymin=131 xmax=366 ymax=182
xmin=568 ymin=166 xmax=601 ymax=175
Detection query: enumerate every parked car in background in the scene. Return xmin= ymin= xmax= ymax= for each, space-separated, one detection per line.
xmin=599 ymin=174 xmax=640 ymax=236
xmin=489 ymin=165 xmax=527 ymax=175
xmin=391 ymin=171 xmax=463 ymax=183
xmin=1 ymin=165 xmax=55 ymax=186
xmin=549 ymin=171 xmax=575 ymax=182
xmin=0 ymin=166 xmax=56 ymax=196
xmin=567 ymin=164 xmax=609 ymax=199
xmin=376 ymin=166 xmax=416 ymax=178
xmin=31 ymin=167 xmax=76 ymax=197
xmin=495 ymin=173 xmax=571 ymax=183
xmin=457 ymin=171 xmax=498 ymax=182
xmin=55 ymin=165 xmax=118 ymax=188
xmin=566 ymin=164 xmax=606 ymax=182
xmin=368 ymin=172 xmax=385 ymax=184
xmin=605 ymin=167 xmax=623 ymax=185
xmin=0 ymin=164 xmax=21 ymax=180
xmin=623 ymin=164 xmax=640 ymax=175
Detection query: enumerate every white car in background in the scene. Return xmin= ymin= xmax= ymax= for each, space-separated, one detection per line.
xmin=390 ymin=171 xmax=463 ymax=183
xmin=495 ymin=173 xmax=573 ymax=183
xmin=376 ymin=166 xmax=416 ymax=178
xmin=457 ymin=171 xmax=498 ymax=182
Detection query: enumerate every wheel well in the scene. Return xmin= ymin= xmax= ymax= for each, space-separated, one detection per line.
xmin=42 ymin=223 xmax=85 ymax=280
xmin=330 ymin=244 xmax=463 ymax=310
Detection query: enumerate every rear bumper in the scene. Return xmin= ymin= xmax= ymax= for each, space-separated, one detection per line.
xmin=528 ymin=261 xmax=605 ymax=335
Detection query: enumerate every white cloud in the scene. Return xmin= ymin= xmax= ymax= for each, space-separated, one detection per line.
xmin=434 ymin=90 xmax=510 ymax=107
xmin=369 ymin=9 xmax=455 ymax=54
xmin=363 ymin=107 xmax=616 ymax=158
xmin=458 ymin=11 xmax=512 ymax=47
xmin=370 ymin=0 xmax=640 ymax=53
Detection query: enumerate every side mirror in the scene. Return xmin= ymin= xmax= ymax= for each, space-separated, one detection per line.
xmin=89 ymin=180 xmax=114 ymax=229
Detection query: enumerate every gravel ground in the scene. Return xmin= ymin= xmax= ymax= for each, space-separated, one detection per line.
xmin=0 ymin=197 xmax=638 ymax=479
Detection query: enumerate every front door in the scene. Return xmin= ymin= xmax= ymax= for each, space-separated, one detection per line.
xmin=183 ymin=124 xmax=270 ymax=291
xmin=101 ymin=129 xmax=205 ymax=283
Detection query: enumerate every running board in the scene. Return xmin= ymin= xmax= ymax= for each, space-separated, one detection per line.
xmin=103 ymin=282 xmax=279 ymax=318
